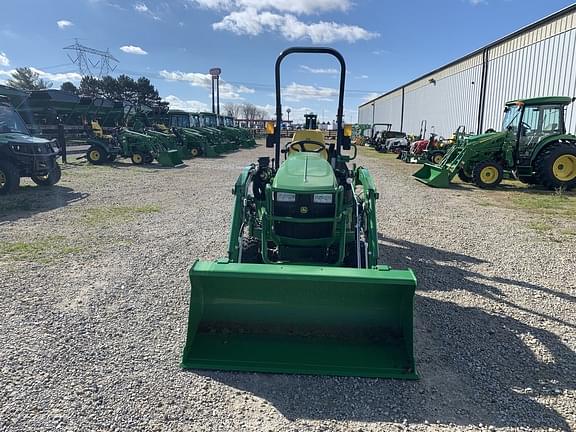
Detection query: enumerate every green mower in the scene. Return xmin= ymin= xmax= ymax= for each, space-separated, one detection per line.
xmin=182 ymin=47 xmax=417 ymax=379
xmin=414 ymin=97 xmax=576 ymax=189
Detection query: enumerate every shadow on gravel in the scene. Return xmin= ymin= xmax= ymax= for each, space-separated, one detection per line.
xmin=108 ymin=161 xmax=189 ymax=170
xmin=0 ymin=185 xmax=88 ymax=224
xmin=198 ymin=237 xmax=574 ymax=430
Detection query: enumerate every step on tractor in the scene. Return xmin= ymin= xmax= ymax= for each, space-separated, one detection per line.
xmin=0 ymin=96 xmax=61 ymax=194
xmin=414 ymin=97 xmax=576 ymax=189
xmin=182 ymin=47 xmax=417 ymax=379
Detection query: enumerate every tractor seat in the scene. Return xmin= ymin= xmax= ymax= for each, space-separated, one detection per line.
xmin=288 ymin=130 xmax=328 ymax=160
xmin=90 ymin=121 xmax=113 ymax=140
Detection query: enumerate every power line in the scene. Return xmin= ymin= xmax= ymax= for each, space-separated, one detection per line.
xmin=63 ymin=39 xmax=119 ymax=77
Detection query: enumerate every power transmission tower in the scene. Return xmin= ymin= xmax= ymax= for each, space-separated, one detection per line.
xmin=63 ymin=39 xmax=119 ymax=77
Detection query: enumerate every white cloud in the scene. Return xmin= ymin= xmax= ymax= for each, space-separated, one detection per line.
xmin=283 ymin=82 xmax=337 ymax=102
xmin=134 ymin=3 xmax=161 ymax=19
xmin=372 ymin=49 xmax=388 ymax=56
xmin=0 ymin=52 xmax=9 ymax=67
xmin=120 ymin=45 xmax=148 ymax=55
xmin=163 ymin=95 xmax=209 ymax=112
xmin=0 ymin=67 xmax=82 ymax=83
xmin=469 ymin=0 xmax=485 ymax=4
xmin=159 ymin=69 xmax=255 ymax=100
xmin=56 ymin=20 xmax=73 ymax=29
xmin=213 ymin=9 xmax=378 ymax=43
xmin=189 ymin=0 xmax=350 ymax=14
xmin=187 ymin=0 xmax=377 ymax=43
xmin=355 ymin=74 xmax=369 ymax=79
xmin=300 ymin=65 xmax=338 ymax=75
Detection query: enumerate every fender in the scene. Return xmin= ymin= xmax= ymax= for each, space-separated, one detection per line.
xmin=529 ymin=133 xmax=576 ymax=163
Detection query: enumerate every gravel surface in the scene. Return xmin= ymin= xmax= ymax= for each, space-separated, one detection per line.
xmin=0 ymin=144 xmax=575 ymax=432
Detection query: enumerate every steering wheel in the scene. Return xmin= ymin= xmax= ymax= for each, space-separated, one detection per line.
xmin=286 ymin=140 xmax=327 ymax=154
xmin=521 ymin=122 xmax=532 ymax=132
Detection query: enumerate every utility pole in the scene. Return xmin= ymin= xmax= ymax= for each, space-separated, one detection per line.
xmin=209 ymin=67 xmax=221 ymax=125
xmin=63 ymin=39 xmax=118 ymax=77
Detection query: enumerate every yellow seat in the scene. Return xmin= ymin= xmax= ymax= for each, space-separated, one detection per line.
xmin=91 ymin=120 xmax=113 ymax=140
xmin=289 ymin=130 xmax=328 ymax=160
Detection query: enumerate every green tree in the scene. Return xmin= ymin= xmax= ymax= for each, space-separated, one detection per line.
xmin=79 ymin=76 xmax=101 ymax=97
xmin=60 ymin=81 xmax=78 ymax=95
xmin=6 ymin=67 xmax=52 ymax=90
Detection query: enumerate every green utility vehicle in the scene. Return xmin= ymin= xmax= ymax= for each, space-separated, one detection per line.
xmin=182 ymin=47 xmax=417 ymax=379
xmin=414 ymin=97 xmax=576 ymax=189
xmin=0 ymin=97 xmax=61 ymax=194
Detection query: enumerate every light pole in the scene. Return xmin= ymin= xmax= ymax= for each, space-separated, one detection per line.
xmin=209 ymin=67 xmax=221 ymax=123
xmin=286 ymin=108 xmax=291 ymax=127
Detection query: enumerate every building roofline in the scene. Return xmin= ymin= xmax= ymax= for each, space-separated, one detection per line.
xmin=358 ymin=3 xmax=576 ymax=109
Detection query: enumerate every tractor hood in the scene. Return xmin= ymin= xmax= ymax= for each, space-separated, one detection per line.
xmin=273 ymin=153 xmax=337 ymax=192
xmin=465 ymin=130 xmax=507 ymax=145
xmin=0 ymin=132 xmax=52 ymax=145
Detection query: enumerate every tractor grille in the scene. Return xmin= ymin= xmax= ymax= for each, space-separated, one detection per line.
xmin=273 ymin=193 xmax=335 ymax=239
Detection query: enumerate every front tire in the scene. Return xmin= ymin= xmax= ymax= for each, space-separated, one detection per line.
xmin=86 ymin=145 xmax=108 ymax=165
xmin=472 ymin=160 xmax=503 ymax=189
xmin=0 ymin=160 xmax=20 ymax=195
xmin=131 ymin=152 xmax=145 ymax=165
xmin=458 ymin=168 xmax=472 ymax=183
xmin=240 ymin=237 xmax=262 ymax=263
xmin=31 ymin=163 xmax=61 ymax=186
xmin=428 ymin=150 xmax=445 ymax=165
xmin=534 ymin=142 xmax=576 ymax=190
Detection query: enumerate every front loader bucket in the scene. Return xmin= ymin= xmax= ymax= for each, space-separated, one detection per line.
xmin=157 ymin=149 xmax=183 ymax=167
xmin=413 ymin=163 xmax=450 ymax=188
xmin=182 ymin=260 xmax=418 ymax=379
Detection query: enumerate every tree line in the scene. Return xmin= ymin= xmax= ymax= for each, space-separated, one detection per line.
xmin=223 ymin=103 xmax=269 ymax=123
xmin=5 ymin=67 xmax=166 ymax=110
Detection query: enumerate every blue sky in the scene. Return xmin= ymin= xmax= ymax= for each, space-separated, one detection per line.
xmin=0 ymin=0 xmax=574 ymax=122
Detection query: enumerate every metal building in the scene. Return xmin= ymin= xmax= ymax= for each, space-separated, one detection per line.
xmin=358 ymin=4 xmax=576 ymax=138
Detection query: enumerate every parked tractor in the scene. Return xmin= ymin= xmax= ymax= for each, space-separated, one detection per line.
xmin=167 ymin=110 xmax=219 ymax=157
xmin=0 ymin=97 xmax=61 ymax=194
xmin=182 ymin=47 xmax=417 ymax=379
xmin=414 ymin=97 xmax=576 ymax=189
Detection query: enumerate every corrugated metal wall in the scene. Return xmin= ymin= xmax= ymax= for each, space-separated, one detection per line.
xmin=359 ymin=6 xmax=576 ymax=138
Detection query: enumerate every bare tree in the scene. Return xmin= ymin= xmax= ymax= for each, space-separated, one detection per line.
xmin=241 ymin=103 xmax=259 ymax=127
xmin=223 ymin=103 xmax=242 ymax=119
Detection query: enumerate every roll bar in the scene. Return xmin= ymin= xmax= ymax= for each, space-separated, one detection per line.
xmin=273 ymin=47 xmax=347 ymax=169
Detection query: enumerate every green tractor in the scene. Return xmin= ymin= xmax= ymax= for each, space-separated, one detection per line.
xmin=414 ymin=97 xmax=576 ymax=189
xmin=221 ymin=115 xmax=257 ymax=148
xmin=0 ymin=97 xmax=61 ymax=194
xmin=195 ymin=112 xmax=235 ymax=152
xmin=182 ymin=47 xmax=417 ymax=379
xmin=167 ymin=110 xmax=220 ymax=157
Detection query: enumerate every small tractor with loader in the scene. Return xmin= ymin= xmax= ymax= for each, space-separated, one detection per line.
xmin=0 ymin=96 xmax=61 ymax=195
xmin=414 ymin=97 xmax=576 ymax=189
xmin=182 ymin=47 xmax=417 ymax=379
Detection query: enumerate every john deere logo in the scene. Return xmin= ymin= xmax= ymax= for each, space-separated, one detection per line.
xmin=300 ymin=206 xmax=309 ymax=214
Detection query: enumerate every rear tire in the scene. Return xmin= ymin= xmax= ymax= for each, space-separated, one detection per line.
xmin=534 ymin=142 xmax=576 ymax=190
xmin=240 ymin=237 xmax=262 ymax=263
xmin=86 ymin=145 xmax=108 ymax=165
xmin=472 ymin=160 xmax=503 ymax=189
xmin=31 ymin=163 xmax=61 ymax=186
xmin=0 ymin=160 xmax=20 ymax=195
xmin=144 ymin=153 xmax=154 ymax=164
xmin=190 ymin=147 xmax=199 ymax=157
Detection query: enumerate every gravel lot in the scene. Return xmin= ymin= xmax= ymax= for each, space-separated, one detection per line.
xmin=0 ymin=144 xmax=575 ymax=432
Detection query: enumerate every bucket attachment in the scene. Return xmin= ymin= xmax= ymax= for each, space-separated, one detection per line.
xmin=182 ymin=260 xmax=417 ymax=379
xmin=157 ymin=149 xmax=183 ymax=167
xmin=413 ymin=163 xmax=451 ymax=188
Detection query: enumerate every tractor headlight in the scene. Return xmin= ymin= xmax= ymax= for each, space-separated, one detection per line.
xmin=313 ymin=193 xmax=333 ymax=204
xmin=276 ymin=192 xmax=296 ymax=202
